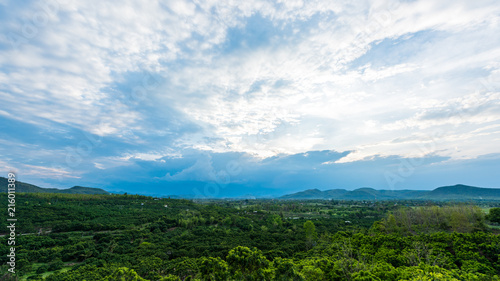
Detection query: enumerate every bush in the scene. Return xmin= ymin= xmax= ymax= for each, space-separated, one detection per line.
xmin=487 ymin=208 xmax=500 ymax=223
xmin=48 ymin=260 xmax=64 ymax=271
xmin=36 ymin=264 xmax=49 ymax=274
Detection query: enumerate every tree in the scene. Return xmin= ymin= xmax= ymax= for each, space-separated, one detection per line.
xmin=304 ymin=221 xmax=317 ymax=249
xmin=300 ymin=265 xmax=324 ymax=281
xmin=168 ymin=257 xmax=199 ymax=280
xmin=200 ymin=257 xmax=229 ymax=281
xmin=103 ymin=267 xmax=147 ymax=281
xmin=226 ymin=246 xmax=270 ymax=280
xmin=159 ymin=275 xmax=181 ymax=281
xmin=487 ymin=208 xmax=500 ymax=223
xmin=47 ymin=259 xmax=64 ymax=271
xmin=351 ymin=270 xmax=381 ymax=281
xmin=133 ymin=256 xmax=165 ymax=280
xmin=36 ymin=264 xmax=49 ymax=274
xmin=273 ymin=258 xmax=304 ymax=281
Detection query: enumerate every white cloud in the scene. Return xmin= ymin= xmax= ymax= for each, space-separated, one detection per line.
xmin=22 ymin=164 xmax=80 ymax=179
xmin=1 ymin=0 xmax=499 ymax=165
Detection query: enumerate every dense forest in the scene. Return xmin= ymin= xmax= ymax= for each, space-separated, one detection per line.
xmin=1 ymin=193 xmax=499 ymax=280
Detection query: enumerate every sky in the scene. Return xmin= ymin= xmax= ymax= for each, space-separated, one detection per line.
xmin=1 ymin=0 xmax=499 ymax=197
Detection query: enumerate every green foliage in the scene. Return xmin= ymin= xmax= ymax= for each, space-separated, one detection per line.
xmin=103 ymin=267 xmax=147 ymax=281
xmin=159 ymin=275 xmax=181 ymax=281
xmin=300 ymin=265 xmax=324 ymax=281
xmin=226 ymin=246 xmax=270 ymax=280
xmin=200 ymin=257 xmax=229 ymax=281
xmin=378 ymin=205 xmax=487 ymax=234
xmin=303 ymin=220 xmax=317 ymax=249
xmin=272 ymin=258 xmax=304 ymax=281
xmin=168 ymin=257 xmax=199 ymax=280
xmin=47 ymin=259 xmax=64 ymax=272
xmin=36 ymin=264 xmax=49 ymax=274
xmin=27 ymin=275 xmax=44 ymax=281
xmin=43 ymin=264 xmax=114 ymax=281
xmin=133 ymin=256 xmax=165 ymax=280
xmin=1 ymin=194 xmax=499 ymax=280
xmin=487 ymin=208 xmax=500 ymax=223
xmin=351 ymin=270 xmax=381 ymax=281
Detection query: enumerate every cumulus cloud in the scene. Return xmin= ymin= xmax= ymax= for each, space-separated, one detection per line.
xmin=1 ymin=0 xmax=499 ymax=192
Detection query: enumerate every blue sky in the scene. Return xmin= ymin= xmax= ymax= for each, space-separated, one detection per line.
xmin=1 ymin=0 xmax=499 ymax=197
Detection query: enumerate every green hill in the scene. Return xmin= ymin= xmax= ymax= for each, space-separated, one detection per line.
xmin=420 ymin=184 xmax=500 ymax=200
xmin=280 ymin=188 xmax=329 ymax=199
xmin=280 ymin=184 xmax=500 ymax=200
xmin=324 ymin=189 xmax=349 ymax=198
xmin=0 ymin=177 xmax=110 ymax=195
xmin=280 ymin=188 xmax=348 ymax=199
xmin=341 ymin=188 xmax=430 ymax=200
xmin=280 ymin=187 xmax=430 ymax=200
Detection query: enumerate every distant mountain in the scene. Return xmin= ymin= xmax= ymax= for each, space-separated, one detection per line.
xmin=280 ymin=184 xmax=500 ymax=200
xmin=279 ymin=187 xmax=430 ymax=200
xmin=340 ymin=188 xmax=430 ymax=200
xmin=0 ymin=177 xmax=110 ymax=195
xmin=324 ymin=189 xmax=349 ymax=198
xmin=340 ymin=188 xmax=383 ymax=200
xmin=58 ymin=186 xmax=110 ymax=195
xmin=2 ymin=177 xmax=499 ymax=200
xmin=420 ymin=184 xmax=500 ymax=200
xmin=280 ymin=188 xmax=348 ymax=199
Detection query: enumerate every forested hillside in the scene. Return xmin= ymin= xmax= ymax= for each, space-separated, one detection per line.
xmin=0 ymin=177 xmax=109 ymax=195
xmin=0 ymin=193 xmax=499 ymax=280
xmin=280 ymin=185 xmax=500 ymax=200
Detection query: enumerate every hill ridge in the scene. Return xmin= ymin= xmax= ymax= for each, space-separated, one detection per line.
xmin=0 ymin=177 xmax=110 ymax=195
xmin=280 ymin=184 xmax=500 ymax=200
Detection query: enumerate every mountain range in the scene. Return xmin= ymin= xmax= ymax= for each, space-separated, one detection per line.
xmin=0 ymin=177 xmax=109 ymax=195
xmin=1 ymin=177 xmax=499 ymax=200
xmin=279 ymin=184 xmax=500 ymax=200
